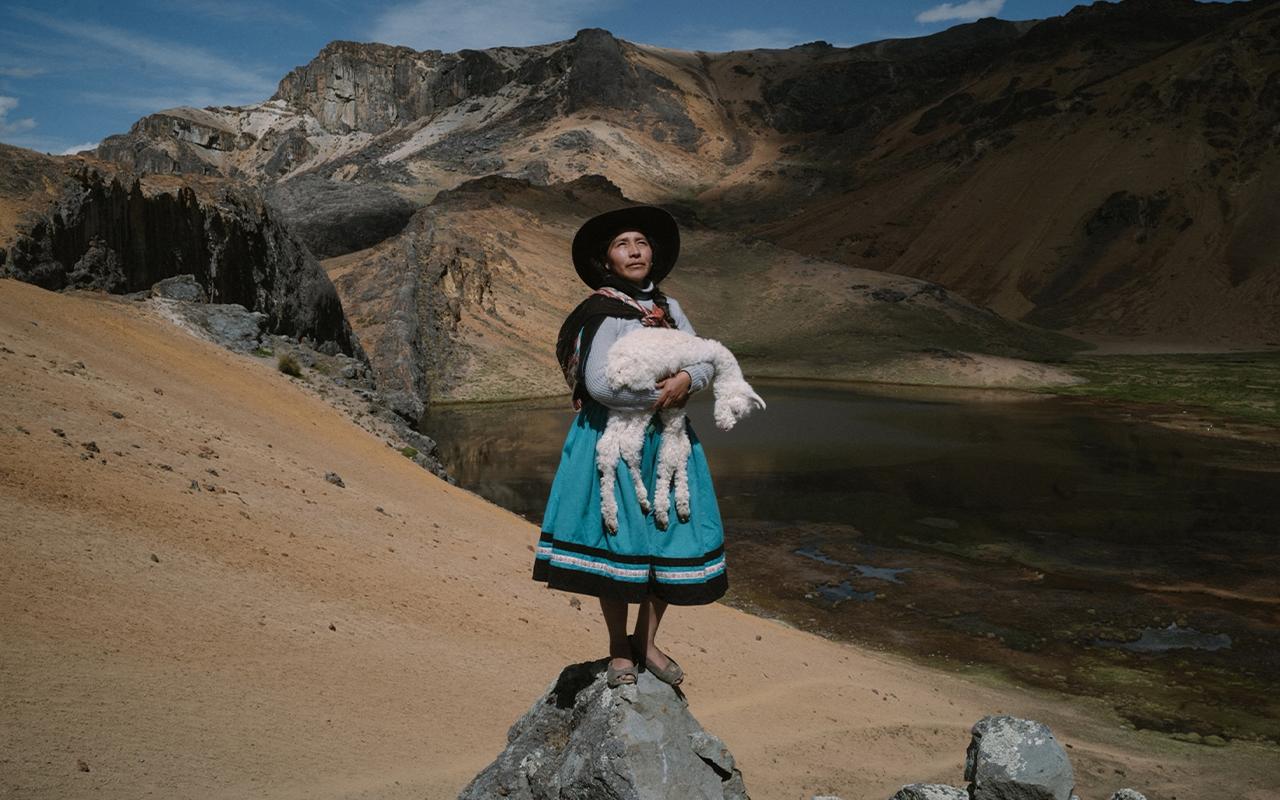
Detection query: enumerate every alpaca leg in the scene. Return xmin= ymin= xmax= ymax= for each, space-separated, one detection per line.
xmin=617 ymin=413 xmax=651 ymax=515
xmin=653 ymin=409 xmax=690 ymax=530
xmin=652 ymin=427 xmax=674 ymax=532
xmin=661 ymin=409 xmax=693 ymax=523
xmin=596 ymin=417 xmax=624 ymax=534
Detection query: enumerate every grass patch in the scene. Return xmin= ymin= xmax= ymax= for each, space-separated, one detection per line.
xmin=400 ymin=446 xmax=419 ymax=459
xmin=277 ymin=353 xmax=302 ymax=378
xmin=252 ymin=347 xmax=274 ymax=357
xmin=1049 ymin=352 xmax=1280 ymax=426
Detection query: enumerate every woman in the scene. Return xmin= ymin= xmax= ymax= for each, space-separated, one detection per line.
xmin=533 ymin=205 xmax=727 ymax=688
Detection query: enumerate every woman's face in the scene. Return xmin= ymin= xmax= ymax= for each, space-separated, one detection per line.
xmin=604 ymin=230 xmax=652 ymax=287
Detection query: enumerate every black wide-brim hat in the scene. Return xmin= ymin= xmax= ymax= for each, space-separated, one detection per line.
xmin=571 ymin=206 xmax=681 ymax=289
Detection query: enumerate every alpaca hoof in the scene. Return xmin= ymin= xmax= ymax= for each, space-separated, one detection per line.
xmin=639 ymin=499 xmax=652 ymax=514
xmin=678 ymin=511 xmax=691 ymax=524
xmin=655 ymin=516 xmax=669 ymax=531
xmin=603 ymin=520 xmax=619 ymax=535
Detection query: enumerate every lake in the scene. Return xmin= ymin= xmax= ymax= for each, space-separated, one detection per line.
xmin=425 ymin=380 xmax=1280 ymax=744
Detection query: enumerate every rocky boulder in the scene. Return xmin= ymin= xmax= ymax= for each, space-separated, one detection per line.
xmin=263 ymin=174 xmax=419 ymax=258
xmin=149 ymin=296 xmax=268 ymax=353
xmin=0 ymin=146 xmax=362 ymax=359
xmin=457 ymin=659 xmax=749 ymax=800
xmin=889 ymin=784 xmax=969 ymax=800
xmin=964 ymin=716 xmax=1075 ymax=800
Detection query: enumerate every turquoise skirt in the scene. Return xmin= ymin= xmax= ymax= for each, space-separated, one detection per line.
xmin=533 ymin=400 xmax=727 ymax=605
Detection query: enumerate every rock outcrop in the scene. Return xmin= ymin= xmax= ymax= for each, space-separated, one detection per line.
xmin=457 ymin=660 xmax=749 ymax=800
xmin=263 ymin=174 xmax=419 ymax=258
xmin=965 ymin=716 xmax=1075 ymax=800
xmin=0 ymin=144 xmax=361 ymax=358
xmin=462 ymin=682 xmax=1160 ymax=800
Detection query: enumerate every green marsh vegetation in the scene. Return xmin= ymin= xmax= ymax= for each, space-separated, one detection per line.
xmin=1051 ymin=352 xmax=1280 ymax=428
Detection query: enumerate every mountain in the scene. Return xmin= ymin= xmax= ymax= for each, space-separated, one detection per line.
xmin=92 ymin=0 xmax=1279 ymax=352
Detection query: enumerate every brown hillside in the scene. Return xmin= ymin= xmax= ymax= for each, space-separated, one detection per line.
xmin=741 ymin=0 xmax=1280 ymax=345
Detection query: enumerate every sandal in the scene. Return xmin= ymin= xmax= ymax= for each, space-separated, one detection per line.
xmin=643 ymin=655 xmax=683 ymax=686
xmin=606 ymin=661 xmax=639 ymax=688
xmin=629 ymin=634 xmax=684 ymax=686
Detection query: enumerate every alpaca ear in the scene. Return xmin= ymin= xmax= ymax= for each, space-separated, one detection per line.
xmin=747 ymin=389 xmax=766 ymax=411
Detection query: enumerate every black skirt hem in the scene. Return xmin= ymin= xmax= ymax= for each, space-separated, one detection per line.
xmin=533 ymin=561 xmax=727 ymax=606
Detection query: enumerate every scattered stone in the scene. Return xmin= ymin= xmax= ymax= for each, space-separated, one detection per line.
xmin=16 ymin=425 xmax=29 ymax=434
xmin=966 ymin=716 xmax=1075 ymax=800
xmin=76 ymin=760 xmax=90 ymax=772
xmin=52 ymin=428 xmax=65 ymax=437
xmin=1109 ymin=791 xmax=1147 ymax=800
xmin=152 ymin=298 xmax=270 ymax=352
xmin=154 ymin=388 xmax=163 ymax=395
xmin=340 ymin=363 xmax=358 ymax=380
xmin=82 ymin=441 xmax=99 ymax=453
xmin=190 ymin=480 xmax=199 ymax=490
xmin=891 ymin=784 xmax=968 ymax=800
xmin=458 ymin=660 xmax=749 ymax=800
xmin=329 ymin=623 xmax=336 ymax=631
xmin=151 ymin=274 xmax=208 ymax=303
xmin=324 ymin=472 xmax=345 ymax=488
xmin=111 ymin=411 xmax=124 ymax=419
xmin=150 ymin=554 xmax=159 ymax=563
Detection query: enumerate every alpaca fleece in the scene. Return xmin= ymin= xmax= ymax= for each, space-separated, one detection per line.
xmin=596 ymin=328 xmax=765 ymax=533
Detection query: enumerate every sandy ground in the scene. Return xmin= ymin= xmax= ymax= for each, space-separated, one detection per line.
xmin=2 ymin=278 xmax=1277 ymax=800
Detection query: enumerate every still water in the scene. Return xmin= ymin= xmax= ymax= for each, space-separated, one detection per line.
xmin=425 ymin=380 xmax=1280 ymax=742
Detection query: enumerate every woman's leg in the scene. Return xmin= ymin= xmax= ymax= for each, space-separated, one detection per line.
xmin=632 ymin=595 xmax=681 ymax=682
xmin=599 ymin=598 xmax=634 ymax=671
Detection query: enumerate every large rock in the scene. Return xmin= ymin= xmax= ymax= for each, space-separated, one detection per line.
xmin=964 ymin=716 xmax=1075 ymax=800
xmin=263 ymin=174 xmax=419 ymax=259
xmin=149 ymin=297 xmax=268 ymax=353
xmin=457 ymin=660 xmax=750 ymax=800
xmin=890 ymin=784 xmax=968 ymax=800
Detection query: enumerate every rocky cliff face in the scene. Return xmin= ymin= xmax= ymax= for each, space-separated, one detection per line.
xmin=750 ymin=0 xmax=1280 ymax=342
xmin=90 ymin=0 xmax=1280 ymax=347
xmin=329 ymin=174 xmax=1084 ymax=408
xmin=0 ymin=144 xmax=361 ymax=357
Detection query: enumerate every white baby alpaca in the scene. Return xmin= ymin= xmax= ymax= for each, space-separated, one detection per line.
xmin=595 ymin=327 xmax=765 ymax=533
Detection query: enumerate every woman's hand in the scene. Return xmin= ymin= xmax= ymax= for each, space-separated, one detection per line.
xmin=653 ymin=370 xmax=692 ymax=410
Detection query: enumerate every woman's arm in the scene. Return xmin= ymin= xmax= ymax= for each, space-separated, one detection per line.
xmin=582 ymin=317 xmax=711 ymax=410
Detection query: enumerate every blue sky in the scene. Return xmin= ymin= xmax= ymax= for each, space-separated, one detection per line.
xmin=0 ymin=0 xmax=1238 ymax=155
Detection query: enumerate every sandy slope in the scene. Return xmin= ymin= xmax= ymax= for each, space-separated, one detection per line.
xmin=2 ymin=278 xmax=1276 ymax=800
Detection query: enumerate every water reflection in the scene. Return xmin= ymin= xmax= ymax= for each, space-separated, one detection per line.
xmin=426 ymin=379 xmax=1280 ymax=741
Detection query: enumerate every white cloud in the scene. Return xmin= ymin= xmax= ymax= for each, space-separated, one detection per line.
xmin=14 ymin=9 xmax=278 ymax=97
xmin=686 ymin=27 xmax=806 ymax=52
xmin=171 ymin=0 xmax=313 ymax=27
xmin=367 ymin=0 xmax=607 ymax=51
xmin=0 ymin=95 xmax=37 ymax=136
xmin=0 ymin=65 xmax=45 ymax=78
xmin=916 ymin=0 xmax=1006 ymax=24
xmin=60 ymin=141 xmax=100 ymax=155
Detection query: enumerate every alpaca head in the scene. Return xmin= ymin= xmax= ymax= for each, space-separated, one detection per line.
xmin=713 ymin=382 xmax=766 ymax=431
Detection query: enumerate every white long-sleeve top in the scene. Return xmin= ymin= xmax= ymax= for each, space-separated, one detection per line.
xmin=581 ymin=295 xmax=714 ymax=410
